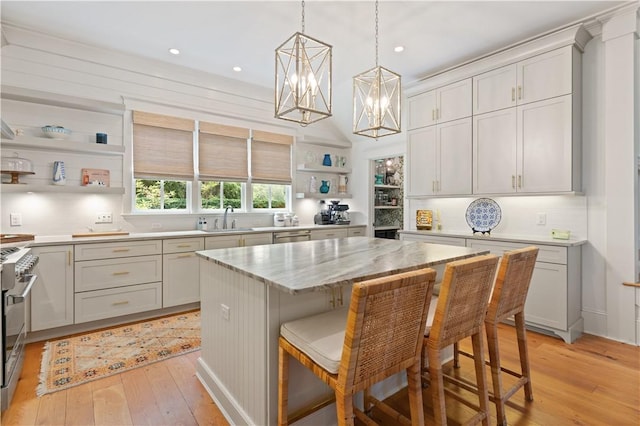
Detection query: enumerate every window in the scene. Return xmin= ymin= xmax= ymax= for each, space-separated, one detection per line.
xmin=135 ymin=180 xmax=188 ymax=211
xmin=201 ymin=181 xmax=243 ymax=210
xmin=132 ymin=111 xmax=293 ymax=213
xmin=252 ymin=183 xmax=288 ymax=209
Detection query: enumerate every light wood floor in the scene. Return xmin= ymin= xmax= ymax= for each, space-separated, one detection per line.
xmin=2 ymin=324 xmax=639 ymax=425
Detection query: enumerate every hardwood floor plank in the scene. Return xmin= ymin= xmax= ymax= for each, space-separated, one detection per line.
xmin=1 ymin=342 xmax=43 ymax=426
xmin=34 ymin=387 xmax=67 ymax=425
xmin=167 ymin=351 xmax=229 ymax=425
xmin=93 ymin=381 xmax=133 ymax=426
xmin=65 ymin=383 xmax=95 ymax=426
xmin=121 ymin=366 xmax=167 ymax=426
xmin=144 ymin=359 xmax=198 ymax=425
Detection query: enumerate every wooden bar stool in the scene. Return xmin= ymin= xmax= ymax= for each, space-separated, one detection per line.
xmin=454 ymin=246 xmax=539 ymax=426
xmin=278 ymin=268 xmax=437 ymax=426
xmin=422 ymin=254 xmax=499 ymax=426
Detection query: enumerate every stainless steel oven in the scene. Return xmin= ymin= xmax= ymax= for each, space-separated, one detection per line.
xmin=1 ymin=246 xmax=38 ymax=412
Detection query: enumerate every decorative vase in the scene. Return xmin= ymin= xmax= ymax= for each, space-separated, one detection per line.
xmin=309 ymin=176 xmax=318 ymax=193
xmin=319 ymin=180 xmax=330 ymax=193
xmin=322 ymin=154 xmax=332 ymax=167
xmin=52 ymin=161 xmax=66 ymax=185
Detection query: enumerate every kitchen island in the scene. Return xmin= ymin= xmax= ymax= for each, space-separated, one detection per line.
xmin=196 ymin=237 xmax=487 ymax=425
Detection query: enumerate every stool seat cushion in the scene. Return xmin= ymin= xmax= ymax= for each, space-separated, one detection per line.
xmin=280 ymin=307 xmax=349 ymax=374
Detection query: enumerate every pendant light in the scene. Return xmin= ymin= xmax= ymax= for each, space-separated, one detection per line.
xmin=275 ymin=0 xmax=332 ymax=126
xmin=353 ymin=0 xmax=401 ymax=138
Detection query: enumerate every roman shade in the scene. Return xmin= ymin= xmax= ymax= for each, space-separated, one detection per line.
xmin=199 ymin=122 xmax=249 ymax=181
xmin=133 ymin=111 xmax=195 ymax=180
xmin=251 ymin=130 xmax=293 ymax=184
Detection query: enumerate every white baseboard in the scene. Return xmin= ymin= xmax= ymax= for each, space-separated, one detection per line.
xmin=581 ymin=308 xmax=608 ymax=337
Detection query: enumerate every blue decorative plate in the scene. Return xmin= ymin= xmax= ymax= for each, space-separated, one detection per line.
xmin=466 ymin=198 xmax=501 ymax=234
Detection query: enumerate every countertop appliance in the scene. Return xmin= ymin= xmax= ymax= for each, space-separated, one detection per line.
xmin=1 ymin=246 xmax=39 ymax=412
xmin=273 ymin=230 xmax=311 ymax=244
xmin=314 ymin=201 xmax=350 ymax=225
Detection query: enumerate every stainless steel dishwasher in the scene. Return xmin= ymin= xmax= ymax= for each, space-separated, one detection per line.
xmin=272 ymin=230 xmax=311 ymax=243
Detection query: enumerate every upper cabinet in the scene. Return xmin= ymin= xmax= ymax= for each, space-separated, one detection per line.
xmin=473 ymin=46 xmax=574 ymax=115
xmin=408 ymin=78 xmax=472 ymax=129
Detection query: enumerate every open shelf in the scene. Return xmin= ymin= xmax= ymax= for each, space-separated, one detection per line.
xmin=374 ymin=184 xmax=402 ymax=189
xmin=297 ymin=164 xmax=351 ymax=174
xmin=296 ymin=192 xmax=352 ymax=199
xmin=1 ymin=136 xmax=125 ymax=156
xmin=1 ymin=85 xmax=125 ymax=115
xmin=374 ymin=205 xmax=402 ymax=210
xmin=1 ymin=184 xmax=125 ymax=194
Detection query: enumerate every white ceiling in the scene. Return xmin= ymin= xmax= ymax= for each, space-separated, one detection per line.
xmin=0 ymin=1 xmax=625 ymax=136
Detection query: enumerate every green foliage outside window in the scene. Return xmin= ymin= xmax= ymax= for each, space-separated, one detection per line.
xmin=253 ymin=184 xmax=287 ymax=209
xmin=135 ymin=180 xmax=187 ymax=210
xmin=201 ymin=181 xmax=242 ymax=209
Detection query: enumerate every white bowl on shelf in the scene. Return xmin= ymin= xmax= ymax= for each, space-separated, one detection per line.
xmin=41 ymin=125 xmax=72 ymax=139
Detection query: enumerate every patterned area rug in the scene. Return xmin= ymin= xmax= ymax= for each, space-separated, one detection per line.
xmin=37 ymin=310 xmax=200 ymax=396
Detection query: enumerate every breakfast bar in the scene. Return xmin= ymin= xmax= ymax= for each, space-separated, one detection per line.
xmin=196 ymin=237 xmax=487 ymax=425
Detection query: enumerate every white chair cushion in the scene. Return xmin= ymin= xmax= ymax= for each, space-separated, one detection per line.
xmin=424 ymin=295 xmax=439 ymax=336
xmin=280 ymin=307 xmax=349 ymax=374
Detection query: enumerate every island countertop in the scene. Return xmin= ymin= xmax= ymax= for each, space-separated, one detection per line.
xmin=196 ymin=236 xmax=487 ymax=294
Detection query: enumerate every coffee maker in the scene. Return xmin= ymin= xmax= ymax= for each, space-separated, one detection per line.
xmin=314 ymin=200 xmax=350 ymax=225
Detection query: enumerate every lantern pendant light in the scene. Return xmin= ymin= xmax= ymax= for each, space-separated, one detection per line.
xmin=353 ymin=0 xmax=401 ymax=138
xmin=275 ymin=0 xmax=332 ymax=126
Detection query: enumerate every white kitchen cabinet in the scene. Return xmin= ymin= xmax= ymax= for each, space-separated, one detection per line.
xmin=162 ymin=237 xmax=204 ymax=308
xmin=408 ymin=78 xmax=472 ymax=129
xmin=473 ymin=94 xmax=576 ymax=194
xmin=407 ymin=117 xmax=472 ymax=196
xmin=473 ymin=46 xmax=574 ymax=115
xmin=347 ymin=226 xmax=366 ymax=237
xmin=465 ymin=239 xmax=582 ymax=343
xmin=73 ymin=239 xmax=163 ymax=324
xmin=399 ymin=233 xmax=466 ymax=247
xmin=205 ymin=232 xmax=272 ymax=249
xmin=310 ymin=228 xmax=348 ymax=240
xmin=30 ymin=245 xmax=74 ymax=331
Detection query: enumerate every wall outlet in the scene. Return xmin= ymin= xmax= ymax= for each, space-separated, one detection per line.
xmin=220 ymin=304 xmax=230 ymax=321
xmin=96 ymin=212 xmax=113 ymax=223
xmin=9 ymin=213 xmax=22 ymax=226
xmin=536 ymin=213 xmax=547 ymax=225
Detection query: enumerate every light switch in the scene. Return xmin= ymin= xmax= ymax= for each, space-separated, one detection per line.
xmin=10 ymin=213 xmax=22 ymax=226
xmin=536 ymin=213 xmax=547 ymax=225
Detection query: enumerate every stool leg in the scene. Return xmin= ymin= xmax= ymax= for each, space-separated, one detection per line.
xmin=486 ymin=322 xmax=507 ymax=426
xmin=472 ymin=333 xmax=490 ymax=426
xmin=515 ymin=312 xmax=533 ymax=401
xmin=428 ymin=347 xmax=447 ymax=426
xmin=453 ymin=341 xmax=460 ymax=368
xmin=406 ymin=361 xmax=425 ymax=426
xmin=278 ymin=345 xmax=289 ymax=426
xmin=335 ymin=390 xmax=355 ymax=426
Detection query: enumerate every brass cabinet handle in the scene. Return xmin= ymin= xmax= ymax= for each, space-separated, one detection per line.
xmin=112 ymin=300 xmax=129 ymax=306
xmin=177 ymin=244 xmax=191 ymax=248
xmin=68 ymin=250 xmax=72 ymax=266
xmin=512 ymin=175 xmax=516 ymax=189
xmin=518 ymin=175 xmax=522 ymax=188
xmin=518 ymin=86 xmax=522 ymax=100
xmin=337 ymin=287 xmax=343 ymax=307
xmin=112 ymin=271 xmax=130 ymax=276
xmin=512 ymin=87 xmax=515 ymax=102
xmin=112 ymin=248 xmax=130 ymax=253
xmin=177 ymin=253 xmax=192 ymax=258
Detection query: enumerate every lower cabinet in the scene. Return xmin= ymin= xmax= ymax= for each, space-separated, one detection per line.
xmin=205 ymin=232 xmax=272 ymax=249
xmin=162 ymin=237 xmax=204 ymax=308
xmin=399 ymin=233 xmax=466 ymax=246
xmin=74 ymin=240 xmax=163 ymax=324
xmin=347 ymin=226 xmax=366 ymax=237
xmin=310 ymin=228 xmax=349 ymax=240
xmin=74 ymin=282 xmax=163 ymax=323
xmin=30 ymin=245 xmax=74 ymax=332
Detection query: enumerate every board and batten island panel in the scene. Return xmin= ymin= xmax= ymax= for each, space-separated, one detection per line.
xmin=196 ymin=237 xmax=488 ymax=425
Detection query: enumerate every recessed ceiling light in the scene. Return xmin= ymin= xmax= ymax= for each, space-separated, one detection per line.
xmin=394 ymin=46 xmax=404 ymax=53
xmin=168 ymin=48 xmax=180 ymax=55
xmin=233 ymin=66 xmax=242 ymax=72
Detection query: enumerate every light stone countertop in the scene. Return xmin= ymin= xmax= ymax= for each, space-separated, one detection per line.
xmin=398 ymin=229 xmax=587 ymax=247
xmin=196 ymin=236 xmax=488 ymax=294
xmin=27 ymin=224 xmax=366 ymax=247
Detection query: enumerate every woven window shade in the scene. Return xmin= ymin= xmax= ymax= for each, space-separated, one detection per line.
xmin=252 ymin=130 xmax=293 ymax=184
xmin=199 ymin=122 xmax=249 ymax=181
xmin=133 ymin=111 xmax=195 ymax=180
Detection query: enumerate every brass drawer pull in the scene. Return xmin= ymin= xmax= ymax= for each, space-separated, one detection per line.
xmin=112 ymin=271 xmax=130 ymax=276
xmin=112 ymin=248 xmax=130 ymax=253
xmin=177 ymin=254 xmax=192 ymax=258
xmin=177 ymin=244 xmax=191 ymax=248
xmin=112 ymin=300 xmax=129 ymax=306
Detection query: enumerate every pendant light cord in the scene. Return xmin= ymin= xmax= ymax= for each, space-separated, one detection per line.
xmin=375 ymin=0 xmax=379 ymax=67
xmin=301 ymin=0 xmax=305 ymax=33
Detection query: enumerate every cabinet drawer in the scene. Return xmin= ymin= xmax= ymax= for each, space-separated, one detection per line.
xmin=347 ymin=227 xmax=366 ymax=237
xmin=75 ymin=255 xmax=162 ymax=292
xmin=163 ymin=237 xmax=205 ymax=254
xmin=74 ymin=282 xmax=162 ymax=324
xmin=310 ymin=228 xmax=349 ymax=240
xmin=465 ymin=239 xmax=567 ymax=264
xmin=75 ymin=240 xmax=162 ymax=261
xmin=400 ymin=234 xmax=466 ymax=247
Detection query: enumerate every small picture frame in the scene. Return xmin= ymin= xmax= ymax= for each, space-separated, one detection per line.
xmin=81 ymin=168 xmax=110 ymax=187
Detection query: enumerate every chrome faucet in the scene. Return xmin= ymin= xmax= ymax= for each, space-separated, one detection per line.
xmin=223 ymin=205 xmax=234 ymax=229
